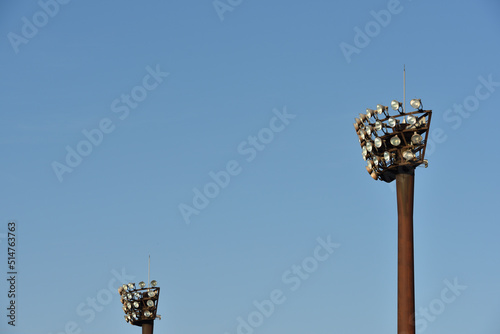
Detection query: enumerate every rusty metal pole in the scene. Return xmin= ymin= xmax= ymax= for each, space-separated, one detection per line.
xmin=396 ymin=169 xmax=415 ymax=334
xmin=142 ymin=320 xmax=154 ymax=334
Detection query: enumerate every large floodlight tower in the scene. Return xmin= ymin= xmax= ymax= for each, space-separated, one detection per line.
xmin=353 ymin=88 xmax=432 ymax=334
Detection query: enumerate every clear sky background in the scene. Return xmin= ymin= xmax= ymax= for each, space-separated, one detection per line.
xmin=1 ymin=0 xmax=500 ymax=333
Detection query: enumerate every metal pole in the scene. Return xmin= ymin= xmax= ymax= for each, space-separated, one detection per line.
xmin=142 ymin=320 xmax=154 ymax=334
xmin=396 ymin=170 xmax=415 ymax=334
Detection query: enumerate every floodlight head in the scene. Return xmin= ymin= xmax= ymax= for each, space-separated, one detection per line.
xmin=374 ymin=137 xmax=383 ymax=148
xmin=384 ymin=151 xmax=391 ymax=162
xmin=391 ymin=100 xmax=402 ymax=111
xmin=138 ymin=281 xmax=146 ymax=289
xmin=388 ymin=117 xmax=397 ymax=128
xmin=374 ymin=121 xmax=383 ymax=131
xmin=403 ymin=150 xmax=415 ymax=161
xmin=407 ymin=115 xmax=417 ymax=125
xmin=148 ymin=291 xmax=156 ymax=298
xmin=365 ymin=126 xmax=372 ymax=136
xmin=150 ymin=280 xmax=158 ymax=287
xmin=366 ymin=141 xmax=373 ymax=152
xmin=376 ymin=104 xmax=386 ymax=114
xmin=366 ymin=108 xmax=373 ymax=118
xmin=127 ymin=283 xmax=135 ymax=290
xmin=410 ymin=99 xmax=422 ymax=110
xmin=144 ymin=310 xmax=152 ymax=318
xmin=147 ymin=300 xmax=155 ymax=307
xmin=390 ymin=135 xmax=401 ymax=146
xmin=359 ymin=113 xmax=366 ymax=122
xmin=411 ymin=132 xmax=423 ymax=145
xmin=370 ymin=172 xmax=378 ymax=180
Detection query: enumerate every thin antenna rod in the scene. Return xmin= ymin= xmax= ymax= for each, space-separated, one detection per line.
xmin=148 ymin=255 xmax=150 ymax=288
xmin=403 ymin=65 xmax=406 ymax=113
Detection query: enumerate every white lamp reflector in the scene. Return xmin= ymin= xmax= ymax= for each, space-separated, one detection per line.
xmin=411 ymin=133 xmax=423 ymax=144
xmin=390 ymin=136 xmax=401 ymax=146
xmin=403 ymin=150 xmax=415 ymax=160
xmin=391 ymin=100 xmax=401 ymax=111
xmin=410 ymin=99 xmax=421 ymax=109
xmin=388 ymin=117 xmax=397 ymax=128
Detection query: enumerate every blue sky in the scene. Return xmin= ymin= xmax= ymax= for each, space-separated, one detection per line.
xmin=1 ymin=0 xmax=500 ymax=333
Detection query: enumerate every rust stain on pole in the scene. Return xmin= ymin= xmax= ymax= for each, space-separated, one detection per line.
xmin=396 ymin=170 xmax=415 ymax=334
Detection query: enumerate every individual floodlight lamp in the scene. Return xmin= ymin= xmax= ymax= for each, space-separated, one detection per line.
xmin=391 ymin=100 xmax=402 ymax=111
xmin=388 ymin=117 xmax=397 ymax=128
xmin=150 ymin=280 xmax=158 ymax=287
xmin=407 ymin=115 xmax=417 ymax=125
xmin=403 ymin=150 xmax=415 ymax=160
xmin=365 ymin=126 xmax=372 ymax=136
xmin=390 ymin=135 xmax=401 ymax=146
xmin=410 ymin=99 xmax=422 ymax=110
xmin=376 ymin=104 xmax=387 ymax=114
xmin=383 ymin=151 xmax=391 ymax=162
xmin=366 ymin=141 xmax=373 ymax=152
xmin=411 ymin=133 xmax=423 ymax=145
xmin=374 ymin=137 xmax=383 ymax=148
xmin=139 ymin=281 xmax=146 ymax=289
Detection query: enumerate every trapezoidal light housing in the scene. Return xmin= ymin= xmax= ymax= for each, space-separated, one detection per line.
xmin=353 ymin=97 xmax=432 ymax=182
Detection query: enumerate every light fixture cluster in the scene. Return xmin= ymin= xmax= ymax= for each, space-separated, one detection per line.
xmin=119 ymin=280 xmax=160 ymax=326
xmin=354 ymin=99 xmax=432 ymax=182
